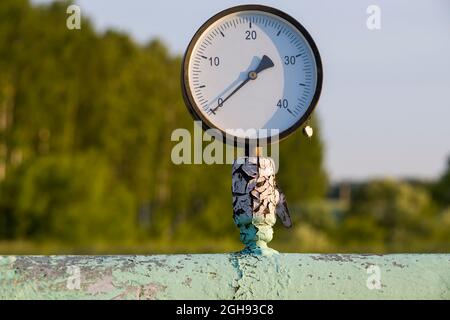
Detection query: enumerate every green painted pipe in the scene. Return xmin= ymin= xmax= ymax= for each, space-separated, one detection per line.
xmin=0 ymin=254 xmax=449 ymax=299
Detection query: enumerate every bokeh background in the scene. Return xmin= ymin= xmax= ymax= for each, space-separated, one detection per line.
xmin=0 ymin=0 xmax=449 ymax=254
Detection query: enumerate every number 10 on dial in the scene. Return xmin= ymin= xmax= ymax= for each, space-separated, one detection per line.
xmin=182 ymin=5 xmax=323 ymax=144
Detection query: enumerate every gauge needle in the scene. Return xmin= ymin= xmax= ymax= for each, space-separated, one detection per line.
xmin=211 ymin=55 xmax=274 ymax=113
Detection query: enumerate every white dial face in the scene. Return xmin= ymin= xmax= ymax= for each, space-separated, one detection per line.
xmin=184 ymin=7 xmax=322 ymax=142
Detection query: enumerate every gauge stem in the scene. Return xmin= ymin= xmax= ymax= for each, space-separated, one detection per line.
xmin=244 ymin=145 xmax=263 ymax=157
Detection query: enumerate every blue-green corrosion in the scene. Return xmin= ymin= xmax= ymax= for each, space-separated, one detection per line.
xmin=0 ymin=254 xmax=449 ymax=299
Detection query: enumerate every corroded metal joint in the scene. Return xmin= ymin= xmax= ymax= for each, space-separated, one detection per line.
xmin=232 ymin=157 xmax=291 ymax=255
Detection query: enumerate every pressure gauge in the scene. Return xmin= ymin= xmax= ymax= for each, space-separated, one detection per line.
xmin=182 ymin=5 xmax=322 ymax=145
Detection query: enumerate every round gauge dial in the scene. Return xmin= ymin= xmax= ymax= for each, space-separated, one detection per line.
xmin=182 ymin=5 xmax=322 ymax=144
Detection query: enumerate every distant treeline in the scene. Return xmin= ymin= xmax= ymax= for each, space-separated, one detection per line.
xmin=0 ymin=1 xmax=328 ymax=250
xmin=0 ymin=1 xmax=448 ymax=253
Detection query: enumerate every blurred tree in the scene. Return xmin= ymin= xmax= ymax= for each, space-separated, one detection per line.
xmin=1 ymin=0 xmax=448 ymax=255
xmin=277 ymin=116 xmax=328 ymax=203
xmin=0 ymin=0 xmax=328 ymax=250
xmin=0 ymin=153 xmax=136 ymax=244
xmin=342 ymin=179 xmax=438 ymax=250
xmin=432 ymin=156 xmax=450 ymax=207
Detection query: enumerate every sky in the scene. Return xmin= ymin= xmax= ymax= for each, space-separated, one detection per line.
xmin=32 ymin=0 xmax=450 ymax=182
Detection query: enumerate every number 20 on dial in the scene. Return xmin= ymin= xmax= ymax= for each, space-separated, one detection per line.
xmin=182 ymin=5 xmax=323 ymax=144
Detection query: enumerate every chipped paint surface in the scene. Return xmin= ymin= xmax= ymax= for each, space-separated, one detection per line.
xmin=0 ymin=254 xmax=449 ymax=299
xmin=232 ymin=157 xmax=291 ymax=255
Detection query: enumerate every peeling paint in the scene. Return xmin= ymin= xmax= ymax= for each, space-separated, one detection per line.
xmin=138 ymin=283 xmax=167 ymax=300
xmin=0 ymin=254 xmax=449 ymax=299
xmin=310 ymin=254 xmax=355 ymax=262
xmin=392 ymin=261 xmax=407 ymax=268
xmin=182 ymin=277 xmax=192 ymax=288
xmin=87 ymin=275 xmax=115 ymax=295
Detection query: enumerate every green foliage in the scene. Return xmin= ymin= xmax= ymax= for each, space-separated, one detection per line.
xmin=341 ymin=179 xmax=439 ymax=251
xmin=0 ymin=153 xmax=136 ymax=244
xmin=432 ymin=157 xmax=450 ymax=207
xmin=0 ymin=1 xmax=448 ymax=254
xmin=0 ymin=0 xmax=326 ymax=249
xmin=277 ymin=116 xmax=328 ymax=201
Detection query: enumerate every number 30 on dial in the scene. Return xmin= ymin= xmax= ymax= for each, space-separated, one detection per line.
xmin=182 ymin=5 xmax=323 ymax=144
